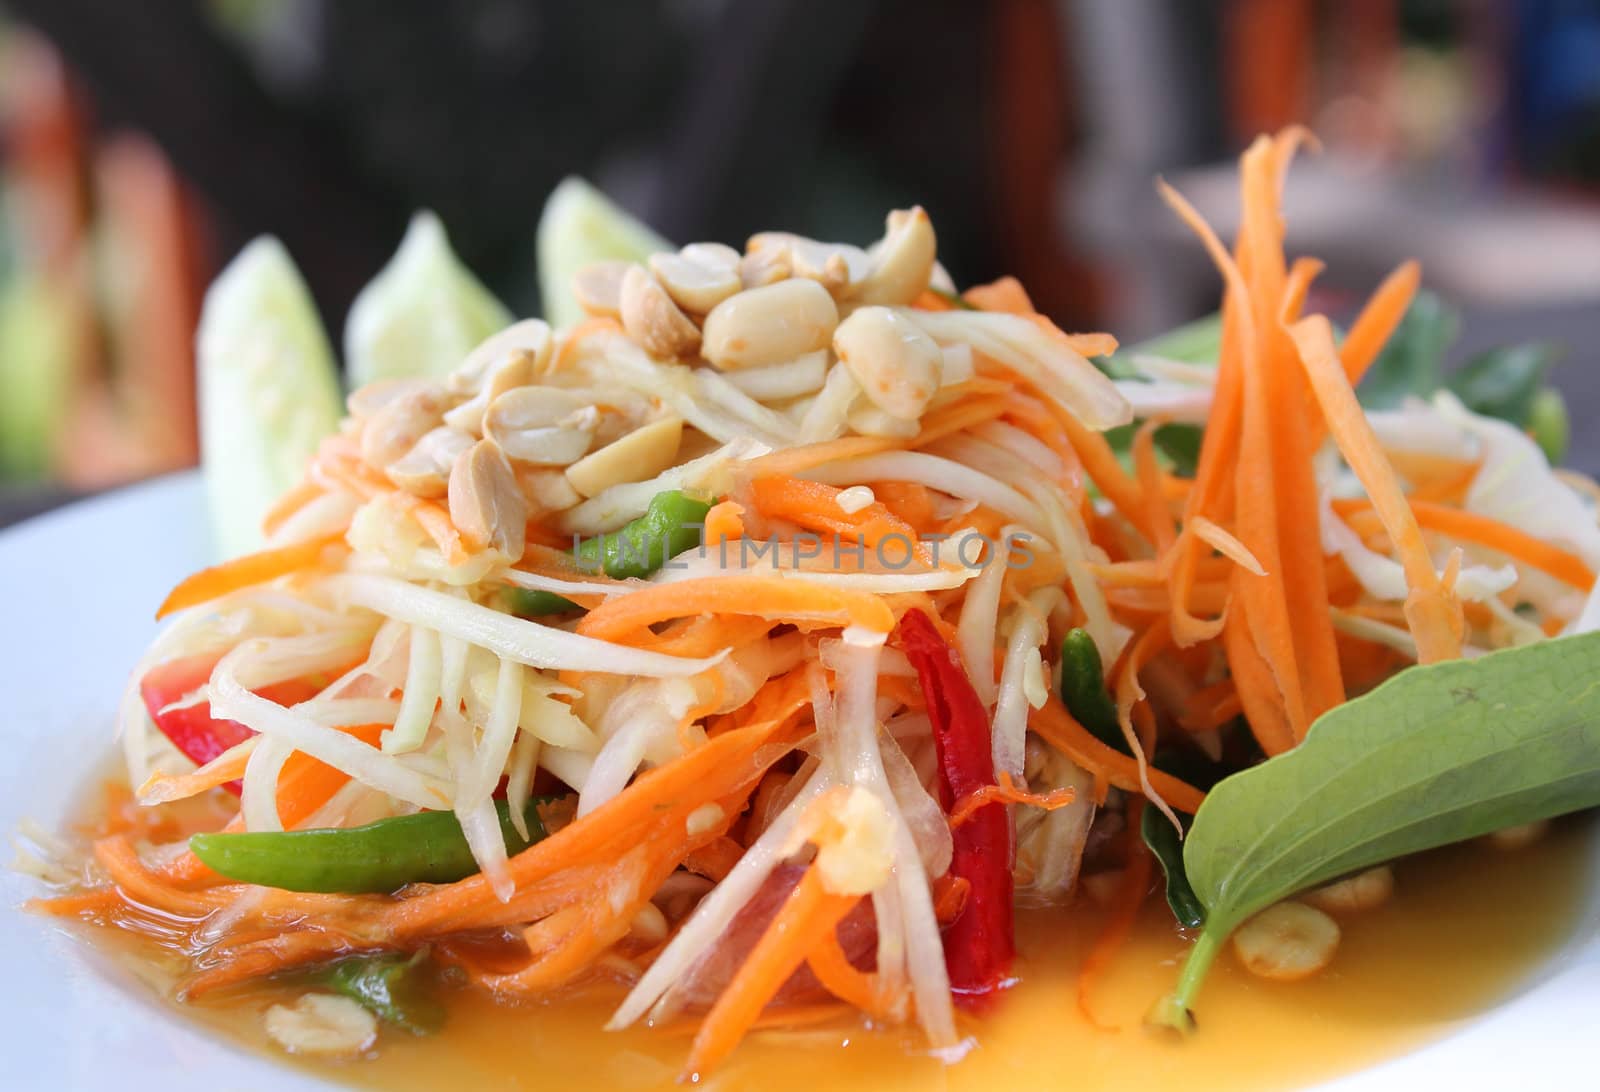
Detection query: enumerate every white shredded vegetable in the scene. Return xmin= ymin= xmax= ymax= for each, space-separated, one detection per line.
xmin=385 ymin=626 xmax=442 ymax=753
xmin=325 ymin=572 xmax=727 ymax=676
xmin=991 ymin=591 xmax=1054 ymax=780
xmin=907 ymin=309 xmax=1132 ymax=431
xmin=610 ymin=772 xmax=831 ymax=1030
xmin=209 ymin=663 xmax=450 ymax=809
xmin=719 ymin=350 xmax=829 ymax=401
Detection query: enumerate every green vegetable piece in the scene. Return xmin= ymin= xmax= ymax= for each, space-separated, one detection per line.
xmin=573 ymin=490 xmax=712 ymax=579
xmin=537 ymin=177 xmax=672 ymax=331
xmin=1444 ymin=342 xmax=1558 ymax=427
xmin=1151 ymin=632 xmax=1600 ymax=1032
xmin=344 ymin=211 xmax=512 ymax=388
xmin=197 ymin=238 xmax=344 ymax=557
xmin=189 ymin=798 xmax=548 ymax=894
xmin=1528 ymin=386 xmax=1570 ymax=466
xmin=1132 ymin=311 xmax=1223 ymax=365
xmin=927 ymin=287 xmax=977 ymax=311
xmin=0 ymin=273 xmax=72 ymax=479
xmin=1153 ymin=423 xmax=1204 ymax=478
xmin=329 ymin=950 xmax=445 ymax=1035
xmin=498 ymin=587 xmax=581 ymax=617
xmin=1141 ymin=804 xmax=1204 ymax=930
xmin=1058 ymin=629 xmax=1128 ymax=754
xmin=1356 ymin=289 xmax=1459 ymax=410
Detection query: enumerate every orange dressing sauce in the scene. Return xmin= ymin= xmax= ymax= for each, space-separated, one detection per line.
xmin=62 ymin=812 xmax=1595 ymax=1092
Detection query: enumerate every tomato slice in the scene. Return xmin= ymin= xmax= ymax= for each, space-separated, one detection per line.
xmin=139 ymin=653 xmax=327 ymax=794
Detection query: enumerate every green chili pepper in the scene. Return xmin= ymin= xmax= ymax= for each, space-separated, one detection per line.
xmin=189 ymin=798 xmax=549 ymax=894
xmin=497 ymin=586 xmax=580 ymax=617
xmin=573 ymin=489 xmax=712 ymax=579
xmin=328 ymin=949 xmax=445 ymax=1034
xmin=1057 ymin=628 xmax=1128 ymax=754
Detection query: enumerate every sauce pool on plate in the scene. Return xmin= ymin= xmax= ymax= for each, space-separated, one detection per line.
xmin=60 ymin=781 xmax=1596 ymax=1092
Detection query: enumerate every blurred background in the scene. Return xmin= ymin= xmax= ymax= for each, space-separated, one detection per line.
xmin=1 ymin=0 xmax=1597 ymax=524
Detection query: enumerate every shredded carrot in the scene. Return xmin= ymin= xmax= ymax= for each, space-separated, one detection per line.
xmin=1280 ymin=256 xmax=1324 ymax=322
xmin=702 ymin=500 xmax=747 ymax=546
xmin=745 ymin=436 xmax=901 ymax=479
xmin=869 ymin=481 xmax=936 ymax=533
xmin=156 ymin=535 xmax=344 ymax=619
xmin=1132 ymin=418 xmax=1177 ymax=556
xmin=1291 ymin=315 xmax=1462 ymax=663
xmin=137 ymin=746 xmax=253 ymax=804
xmin=1189 ymin=516 xmax=1265 ymax=576
xmin=578 ymin=576 xmax=896 ymax=642
xmin=748 ymin=477 xmax=930 ymax=565
xmin=1338 ymin=260 xmax=1421 ymax=389
xmin=911 ymin=394 xmax=1011 ymax=448
xmin=683 ymin=836 xmax=744 ymax=883
xmin=684 ymin=866 xmax=859 ymax=1079
xmin=272 ymin=723 xmax=387 ymax=828
xmin=932 ymin=874 xmax=972 ymax=925
xmin=1051 ymin=396 xmax=1154 ymax=542
xmin=1332 ymin=496 xmax=1596 ymax=591
xmin=552 ymin=317 xmax=624 ymax=372
xmin=948 ymin=770 xmax=1076 ymax=828
xmin=1029 ymin=696 xmax=1206 ymax=814
xmin=259 ymin=479 xmax=325 ymax=538
xmin=806 ymin=928 xmax=888 ymax=1018
xmin=962 ymin=275 xmax=1035 ymax=314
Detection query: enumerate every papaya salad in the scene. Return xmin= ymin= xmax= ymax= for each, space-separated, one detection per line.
xmin=23 ymin=129 xmax=1600 ymax=1078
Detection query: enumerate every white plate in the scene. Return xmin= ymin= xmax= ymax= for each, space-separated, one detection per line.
xmin=1 ymin=472 xmax=1596 ymax=1091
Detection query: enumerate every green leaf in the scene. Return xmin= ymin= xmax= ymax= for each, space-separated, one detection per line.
xmin=197 ymin=238 xmax=344 ymax=557
xmin=1132 ymin=312 xmax=1222 ymax=365
xmin=537 ymin=177 xmax=671 ymax=331
xmin=1142 ymin=804 xmax=1205 ymax=929
xmin=1356 ymin=289 xmax=1459 ymax=410
xmin=1153 ymin=423 xmax=1204 ymax=478
xmin=344 ymin=211 xmax=512 ymax=388
xmin=1153 ymin=632 xmax=1600 ymax=1031
xmin=1528 ymin=386 xmax=1570 ymax=465
xmin=328 ymin=950 xmax=445 ymax=1035
xmin=1444 ymin=343 xmax=1558 ymax=427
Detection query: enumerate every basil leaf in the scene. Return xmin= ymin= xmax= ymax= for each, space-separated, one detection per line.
xmin=1151 ymin=632 xmax=1600 ymax=1031
xmin=1133 ymin=312 xmax=1222 ymax=365
xmin=1444 ymin=342 xmax=1558 ymax=427
xmin=1153 ymin=423 xmax=1204 ymax=478
xmin=328 ymin=949 xmax=445 ymax=1034
xmin=1142 ymin=804 xmax=1204 ymax=929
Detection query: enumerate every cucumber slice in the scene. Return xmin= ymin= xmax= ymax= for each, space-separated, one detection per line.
xmin=198 ymin=237 xmax=343 ymax=557
xmin=0 ymin=273 xmax=72 ymax=480
xmin=536 ymin=177 xmax=671 ymax=331
xmin=344 ymin=211 xmax=512 ymax=388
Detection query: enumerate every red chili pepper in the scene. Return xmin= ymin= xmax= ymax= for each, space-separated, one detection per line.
xmin=139 ymin=653 xmax=326 ymax=794
xmin=896 ymin=608 xmax=1014 ymax=1007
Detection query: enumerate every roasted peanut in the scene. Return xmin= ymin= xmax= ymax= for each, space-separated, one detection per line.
xmin=620 ymin=264 xmax=701 ymax=359
xmin=701 ymin=278 xmax=838 ymax=371
xmin=833 ymin=305 xmax=941 ymax=420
